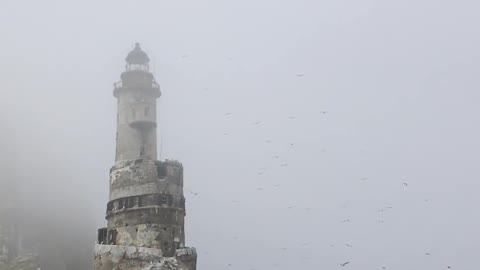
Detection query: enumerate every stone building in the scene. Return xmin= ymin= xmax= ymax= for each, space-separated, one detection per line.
xmin=94 ymin=43 xmax=197 ymax=270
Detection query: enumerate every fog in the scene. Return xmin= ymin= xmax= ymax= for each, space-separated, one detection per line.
xmin=1 ymin=0 xmax=480 ymax=269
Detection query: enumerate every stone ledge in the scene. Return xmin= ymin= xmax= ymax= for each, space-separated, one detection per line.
xmin=94 ymin=244 xmax=163 ymax=263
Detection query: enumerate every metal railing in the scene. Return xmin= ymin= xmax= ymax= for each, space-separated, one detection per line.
xmin=114 ymin=80 xmax=160 ymax=89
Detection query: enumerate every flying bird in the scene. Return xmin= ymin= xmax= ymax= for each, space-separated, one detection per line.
xmin=403 ymin=182 xmax=408 ymax=187
xmin=425 ymin=252 xmax=431 ymax=256
xmin=378 ymin=207 xmax=393 ymax=212
xmin=272 ymin=155 xmax=280 ymax=159
xmin=341 ymin=219 xmax=350 ymax=223
xmin=296 ymin=74 xmax=305 ymax=77
xmin=340 ymin=262 xmax=350 ymax=267
xmin=361 ymin=177 xmax=368 ymax=181
xmin=288 ymin=116 xmax=296 ymax=119
xmin=280 ymin=164 xmax=288 ymax=167
xmin=252 ymin=121 xmax=262 ymax=125
xmin=224 ymin=112 xmax=232 ymax=116
xmin=345 ymin=243 xmax=352 ymax=248
xmin=320 ymin=111 xmax=328 ymax=114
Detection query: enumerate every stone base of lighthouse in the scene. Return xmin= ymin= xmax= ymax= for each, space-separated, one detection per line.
xmin=94 ymin=245 xmax=197 ymax=270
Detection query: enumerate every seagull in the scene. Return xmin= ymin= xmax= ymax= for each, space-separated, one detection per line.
xmin=403 ymin=182 xmax=408 ymax=187
xmin=289 ymin=143 xmax=295 ymax=146
xmin=341 ymin=219 xmax=350 ymax=223
xmin=252 ymin=121 xmax=262 ymax=125
xmin=361 ymin=177 xmax=368 ymax=181
xmin=272 ymin=155 xmax=280 ymax=159
xmin=256 ymin=187 xmax=264 ymax=191
xmin=340 ymin=261 xmax=350 ymax=267
xmin=320 ymin=111 xmax=328 ymax=114
xmin=280 ymin=163 xmax=288 ymax=167
xmin=288 ymin=116 xmax=296 ymax=119
xmin=425 ymin=252 xmax=431 ymax=256
xmin=265 ymin=140 xmax=272 ymax=143
xmin=224 ymin=112 xmax=232 ymax=116
xmin=345 ymin=243 xmax=352 ymax=248
xmin=223 ymin=133 xmax=229 ymax=136
xmin=296 ymin=74 xmax=305 ymax=77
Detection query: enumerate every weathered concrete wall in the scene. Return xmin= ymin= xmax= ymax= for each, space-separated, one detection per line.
xmin=175 ymin=248 xmax=197 ymax=270
xmin=109 ymin=160 xmax=184 ymax=201
xmin=106 ymin=159 xmax=186 ymax=254
xmin=94 ymin=245 xmax=196 ymax=270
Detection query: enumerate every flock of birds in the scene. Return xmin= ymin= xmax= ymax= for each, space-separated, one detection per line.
xmin=176 ymin=66 xmax=453 ymax=269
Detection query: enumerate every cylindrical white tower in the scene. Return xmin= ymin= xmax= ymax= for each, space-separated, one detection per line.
xmin=114 ymin=42 xmax=161 ymax=161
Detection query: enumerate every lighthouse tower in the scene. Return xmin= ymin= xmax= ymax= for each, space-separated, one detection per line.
xmin=94 ymin=43 xmax=197 ymax=270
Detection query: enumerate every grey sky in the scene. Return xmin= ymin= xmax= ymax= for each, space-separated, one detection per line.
xmin=1 ymin=0 xmax=480 ymax=269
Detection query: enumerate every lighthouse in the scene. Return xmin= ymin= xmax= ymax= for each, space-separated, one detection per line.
xmin=94 ymin=43 xmax=197 ymax=270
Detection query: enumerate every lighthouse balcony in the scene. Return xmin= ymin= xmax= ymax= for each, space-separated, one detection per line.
xmin=129 ymin=118 xmax=157 ymax=129
xmin=113 ymin=80 xmax=161 ymax=98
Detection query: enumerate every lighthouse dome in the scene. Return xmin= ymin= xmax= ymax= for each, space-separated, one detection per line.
xmin=126 ymin=43 xmax=150 ymax=65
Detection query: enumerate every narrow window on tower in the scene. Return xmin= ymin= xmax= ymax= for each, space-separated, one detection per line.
xmin=161 ymin=195 xmax=167 ymax=205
